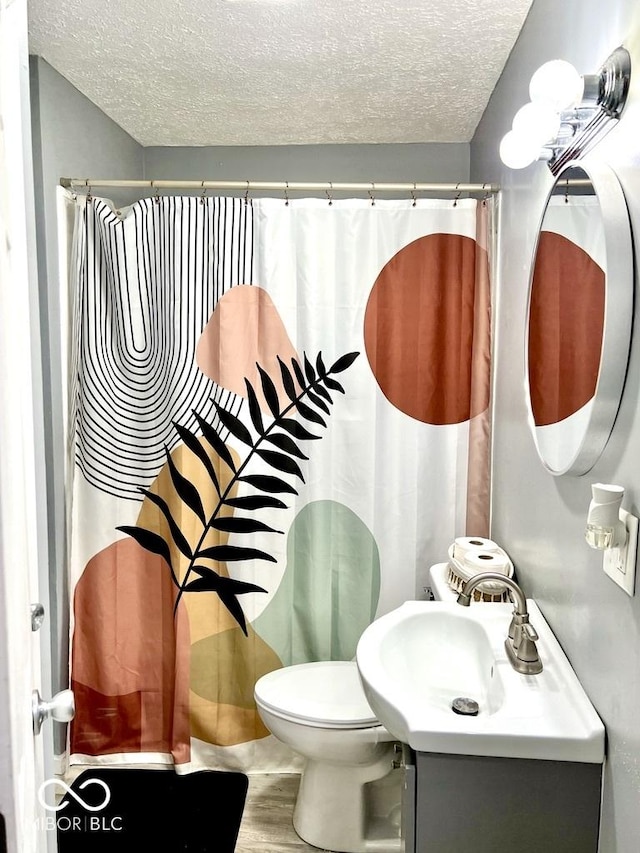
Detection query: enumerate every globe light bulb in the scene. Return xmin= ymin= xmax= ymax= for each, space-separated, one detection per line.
xmin=499 ymin=130 xmax=540 ymax=169
xmin=512 ymin=102 xmax=561 ymax=146
xmin=529 ymin=59 xmax=584 ymax=110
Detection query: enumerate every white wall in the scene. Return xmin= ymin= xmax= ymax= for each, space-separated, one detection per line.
xmin=472 ymin=1 xmax=640 ymax=850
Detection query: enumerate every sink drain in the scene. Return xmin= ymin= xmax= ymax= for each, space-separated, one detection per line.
xmin=451 ymin=697 xmax=479 ymax=716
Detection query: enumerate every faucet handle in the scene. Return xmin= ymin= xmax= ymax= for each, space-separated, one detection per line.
xmin=509 ymin=611 xmax=534 ymax=645
xmin=515 ymin=624 xmax=543 ymax=672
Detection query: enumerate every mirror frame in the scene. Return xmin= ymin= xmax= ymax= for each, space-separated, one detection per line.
xmin=524 ymin=159 xmax=634 ymax=476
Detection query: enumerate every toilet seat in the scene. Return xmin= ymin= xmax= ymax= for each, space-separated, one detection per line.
xmin=255 ymin=661 xmax=379 ymax=729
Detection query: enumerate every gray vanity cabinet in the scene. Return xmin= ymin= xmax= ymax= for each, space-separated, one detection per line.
xmin=402 ymin=748 xmax=602 ymax=852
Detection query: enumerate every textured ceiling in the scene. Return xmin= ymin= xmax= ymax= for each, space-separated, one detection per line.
xmin=27 ymin=0 xmax=534 ymax=147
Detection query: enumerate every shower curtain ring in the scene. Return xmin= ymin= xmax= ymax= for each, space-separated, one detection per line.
xmin=369 ymin=182 xmax=376 ymax=207
xmin=481 ymin=182 xmax=490 ymax=206
xmin=200 ymin=181 xmax=207 ymax=205
xmin=326 ymin=182 xmax=333 ymax=206
xmin=244 ymin=181 xmax=250 ymax=206
xmin=85 ymin=181 xmax=93 ymax=204
xmin=411 ymin=182 xmax=417 ymax=207
xmin=453 ymin=183 xmax=462 ymax=207
xmin=152 ymin=181 xmax=160 ymax=204
xmin=284 ymin=181 xmax=289 ymax=206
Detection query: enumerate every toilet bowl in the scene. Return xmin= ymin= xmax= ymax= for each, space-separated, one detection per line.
xmin=254 ymin=660 xmax=402 ymax=853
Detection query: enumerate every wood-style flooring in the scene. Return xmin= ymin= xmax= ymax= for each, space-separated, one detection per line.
xmin=235 ymin=773 xmax=329 ymax=852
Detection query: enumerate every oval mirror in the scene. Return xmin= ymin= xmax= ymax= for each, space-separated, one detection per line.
xmin=525 ymin=160 xmax=633 ymax=476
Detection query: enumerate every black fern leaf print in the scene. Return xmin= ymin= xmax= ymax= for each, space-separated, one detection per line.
xmin=117 ymin=350 xmax=360 ymax=635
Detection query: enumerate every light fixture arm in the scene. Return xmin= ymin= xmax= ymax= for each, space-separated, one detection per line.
xmin=579 ymin=74 xmax=601 ymax=108
xmin=596 ymin=46 xmax=631 ymax=117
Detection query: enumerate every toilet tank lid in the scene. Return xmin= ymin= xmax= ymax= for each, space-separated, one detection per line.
xmin=254 ymin=661 xmax=379 ymax=728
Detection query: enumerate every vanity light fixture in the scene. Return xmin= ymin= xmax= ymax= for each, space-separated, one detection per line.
xmin=585 ymin=483 xmax=638 ymax=596
xmin=500 ymin=46 xmax=631 ymax=173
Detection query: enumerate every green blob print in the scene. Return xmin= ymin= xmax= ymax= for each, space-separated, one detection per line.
xmin=252 ymin=500 xmax=381 ymax=665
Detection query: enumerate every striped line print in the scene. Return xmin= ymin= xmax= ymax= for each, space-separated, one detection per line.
xmin=69 ymin=195 xmax=254 ymax=499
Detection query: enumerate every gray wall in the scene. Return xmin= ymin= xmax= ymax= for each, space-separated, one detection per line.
xmin=471 ymin=2 xmax=640 ymax=851
xmin=144 ymin=142 xmax=470 ymax=194
xmin=29 ymin=58 xmax=144 ymax=728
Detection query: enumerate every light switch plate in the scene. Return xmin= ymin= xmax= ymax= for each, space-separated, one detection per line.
xmin=602 ymin=509 xmax=639 ymax=596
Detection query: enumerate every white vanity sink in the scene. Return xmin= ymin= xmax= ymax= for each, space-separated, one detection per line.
xmin=356 ymin=600 xmax=604 ymax=763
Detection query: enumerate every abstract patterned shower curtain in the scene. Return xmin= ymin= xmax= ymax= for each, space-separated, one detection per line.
xmin=63 ymin=192 xmax=493 ymax=773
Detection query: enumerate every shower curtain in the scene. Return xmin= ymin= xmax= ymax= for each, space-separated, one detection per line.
xmin=62 ymin=191 xmax=494 ymax=773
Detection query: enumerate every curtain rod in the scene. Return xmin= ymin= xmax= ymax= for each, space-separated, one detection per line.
xmin=59 ymin=178 xmax=500 ymax=194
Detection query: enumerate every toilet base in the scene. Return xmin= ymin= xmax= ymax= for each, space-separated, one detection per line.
xmin=293 ymin=748 xmax=402 ymax=853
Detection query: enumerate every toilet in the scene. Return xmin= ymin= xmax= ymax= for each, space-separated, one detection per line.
xmin=253 ymin=564 xmax=461 ymax=853
xmin=254 ymin=660 xmax=402 ymax=853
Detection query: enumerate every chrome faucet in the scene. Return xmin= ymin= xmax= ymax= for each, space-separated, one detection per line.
xmin=456 ymin=573 xmax=543 ymax=675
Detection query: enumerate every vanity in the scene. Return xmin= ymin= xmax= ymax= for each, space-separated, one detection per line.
xmin=356 ymin=600 xmax=605 ymax=853
xmin=401 ymin=746 xmax=601 ymax=853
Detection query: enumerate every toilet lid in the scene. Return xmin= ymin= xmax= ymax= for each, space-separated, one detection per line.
xmin=254 ymin=661 xmax=379 ymax=729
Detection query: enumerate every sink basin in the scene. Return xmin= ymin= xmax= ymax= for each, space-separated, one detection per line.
xmin=355 ymin=600 xmax=604 ymax=763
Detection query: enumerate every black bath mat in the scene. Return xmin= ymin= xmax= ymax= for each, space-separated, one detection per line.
xmin=56 ymin=768 xmax=248 ymax=852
